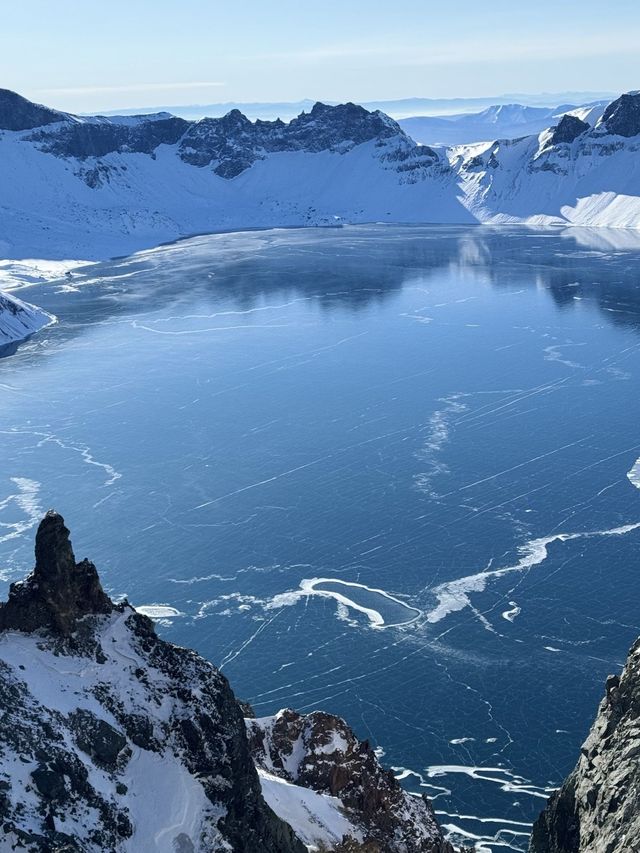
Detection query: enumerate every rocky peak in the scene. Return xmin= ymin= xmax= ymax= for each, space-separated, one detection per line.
xmin=178 ymin=100 xmax=409 ymax=178
xmin=0 ymin=88 xmax=67 ymax=131
xmin=247 ymin=708 xmax=458 ymax=853
xmin=0 ymin=510 xmax=113 ymax=636
xmin=600 ymin=91 xmax=640 ymax=137
xmin=290 ymin=100 xmax=401 ymax=145
xmin=529 ymin=637 xmax=640 ymax=852
xmin=548 ymin=114 xmax=590 ymax=146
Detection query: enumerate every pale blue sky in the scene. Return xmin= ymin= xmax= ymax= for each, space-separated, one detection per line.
xmin=2 ymin=0 xmax=639 ymax=111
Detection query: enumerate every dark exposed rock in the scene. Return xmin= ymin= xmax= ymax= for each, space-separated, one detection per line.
xmin=548 ymin=114 xmax=590 ymax=146
xmin=0 ymin=513 xmax=307 ymax=852
xmin=529 ymin=637 xmax=640 ymax=853
xmin=0 ymin=88 xmax=66 ymax=131
xmin=0 ymin=511 xmax=113 ymax=636
xmin=177 ymin=100 xmax=413 ymax=178
xmin=601 ymin=92 xmax=640 ymax=138
xmin=248 ymin=708 xmax=458 ymax=852
xmin=70 ymin=709 xmax=129 ymax=770
xmin=30 ymin=115 xmax=189 ymax=158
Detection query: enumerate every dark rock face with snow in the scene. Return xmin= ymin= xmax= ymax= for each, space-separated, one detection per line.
xmin=176 ymin=101 xmax=431 ymax=179
xmin=247 ymin=708 xmax=457 ymax=853
xmin=0 ymin=513 xmax=457 ymax=852
xmin=17 ymin=90 xmax=436 ymax=182
xmin=529 ymin=639 xmax=640 ymax=853
xmin=30 ymin=114 xmax=190 ymax=160
xmin=600 ymin=92 xmax=640 ymax=138
xmin=0 ymin=513 xmax=306 ymax=852
xmin=0 ymin=89 xmax=66 ymax=131
xmin=547 ymin=114 xmax=589 ymax=146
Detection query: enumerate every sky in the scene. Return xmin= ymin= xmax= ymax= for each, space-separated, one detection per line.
xmin=2 ymin=0 xmax=639 ymax=112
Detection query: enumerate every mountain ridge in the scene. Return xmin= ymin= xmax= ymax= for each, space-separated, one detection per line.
xmin=0 ymin=88 xmax=640 ymax=267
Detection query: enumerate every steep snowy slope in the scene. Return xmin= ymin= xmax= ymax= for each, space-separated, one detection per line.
xmin=247 ymin=709 xmax=456 ymax=853
xmin=0 ymin=291 xmax=55 ymax=348
xmin=451 ymin=92 xmax=640 ymax=227
xmin=0 ymin=512 xmax=457 ymax=853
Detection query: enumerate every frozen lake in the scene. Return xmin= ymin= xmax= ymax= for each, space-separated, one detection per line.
xmin=2 ymin=225 xmax=640 ymax=851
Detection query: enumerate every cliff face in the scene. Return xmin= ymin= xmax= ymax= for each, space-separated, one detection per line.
xmin=530 ymin=640 xmax=640 ymax=853
xmin=247 ymin=708 xmax=456 ymax=853
xmin=0 ymin=513 xmax=456 ymax=853
xmin=0 ymin=512 xmax=306 ymax=853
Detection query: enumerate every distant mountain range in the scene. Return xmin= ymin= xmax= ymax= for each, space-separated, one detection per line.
xmin=0 ymin=87 xmax=640 ymax=269
xmin=398 ymin=101 xmax=609 ymax=147
xmin=93 ymin=92 xmax=617 ymax=122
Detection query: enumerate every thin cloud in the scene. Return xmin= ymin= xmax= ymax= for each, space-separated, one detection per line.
xmin=249 ymin=31 xmax=640 ymax=67
xmin=37 ymin=82 xmax=226 ymax=96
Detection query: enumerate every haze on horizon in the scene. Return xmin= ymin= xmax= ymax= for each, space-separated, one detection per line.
xmin=2 ymin=0 xmax=640 ymax=113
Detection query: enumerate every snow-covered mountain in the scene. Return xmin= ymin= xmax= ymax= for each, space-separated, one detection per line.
xmin=0 ymin=90 xmax=459 ymax=261
xmin=452 ymin=93 xmax=640 ymax=228
xmin=1 ymin=88 xmax=640 ymax=270
xmin=0 ymin=511 xmax=457 ymax=852
xmin=398 ymin=102 xmax=607 ymax=147
xmin=0 ymin=290 xmax=55 ymax=349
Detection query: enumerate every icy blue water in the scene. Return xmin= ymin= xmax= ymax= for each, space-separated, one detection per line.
xmin=2 ymin=225 xmax=640 ymax=851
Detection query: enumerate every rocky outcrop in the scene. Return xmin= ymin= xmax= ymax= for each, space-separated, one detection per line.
xmin=177 ymin=101 xmax=417 ymax=178
xmin=0 ymin=88 xmax=66 ymax=131
xmin=247 ymin=708 xmax=457 ymax=853
xmin=529 ymin=639 xmax=640 ymax=853
xmin=547 ymin=114 xmax=590 ymax=146
xmin=0 ymin=511 xmax=113 ymax=636
xmin=31 ymin=114 xmax=189 ymax=159
xmin=600 ymin=92 xmax=640 ymax=138
xmin=0 ymin=512 xmax=305 ymax=852
xmin=0 ymin=514 xmax=455 ymax=852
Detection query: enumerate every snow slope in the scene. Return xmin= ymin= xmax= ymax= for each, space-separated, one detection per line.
xmin=258 ymin=770 xmax=360 ymax=851
xmin=0 ymin=290 xmax=55 ymax=347
xmin=451 ymin=107 xmax=640 ymax=228
xmin=0 ymin=122 xmax=463 ymax=261
xmin=0 ymin=612 xmax=229 ymax=852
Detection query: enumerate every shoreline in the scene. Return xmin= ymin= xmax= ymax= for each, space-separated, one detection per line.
xmin=4 ymin=219 xmax=640 ymax=294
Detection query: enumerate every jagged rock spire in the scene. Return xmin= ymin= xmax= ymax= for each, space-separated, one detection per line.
xmin=0 ymin=511 xmax=113 ymax=635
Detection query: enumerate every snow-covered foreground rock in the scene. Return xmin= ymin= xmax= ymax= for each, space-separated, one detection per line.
xmin=0 ymin=512 xmax=457 ymax=852
xmin=0 ymin=290 xmax=55 ymax=349
xmin=247 ymin=709 xmax=456 ymax=853
xmin=2 ymin=88 xmax=640 ymax=267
